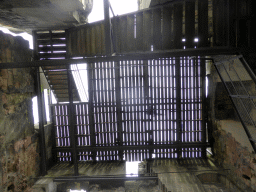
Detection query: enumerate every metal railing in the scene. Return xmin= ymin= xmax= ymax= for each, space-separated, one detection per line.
xmin=213 ymin=55 xmax=256 ymax=152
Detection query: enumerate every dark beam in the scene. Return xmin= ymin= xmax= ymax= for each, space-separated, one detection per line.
xmin=114 ymin=61 xmax=123 ymax=160
xmin=0 ymin=47 xmax=243 ymax=69
xmin=52 ymin=143 xmax=209 ymax=152
xmin=201 ymin=57 xmax=207 ymax=158
xmin=53 ymin=175 xmax=158 ymax=182
xmin=67 ymin=67 xmax=79 ymax=176
xmin=176 ymin=58 xmax=182 ymax=159
xmin=104 ymin=0 xmax=112 ymax=55
xmin=36 ymin=67 xmax=47 ymax=175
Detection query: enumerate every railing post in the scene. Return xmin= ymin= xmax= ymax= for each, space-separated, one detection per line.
xmin=201 ymin=58 xmax=207 ymax=158
xmin=88 ymin=63 xmax=96 ymax=161
xmin=67 ymin=66 xmax=79 ymax=176
xmin=104 ymin=0 xmax=112 ymax=56
xmin=115 ymin=61 xmax=123 ymax=160
xmin=175 ymin=58 xmax=182 ymax=159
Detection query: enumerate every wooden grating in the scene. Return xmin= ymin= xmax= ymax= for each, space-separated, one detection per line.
xmin=52 ymin=57 xmax=206 ymax=162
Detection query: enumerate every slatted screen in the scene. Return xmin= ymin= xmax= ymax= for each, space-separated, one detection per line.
xmin=52 ymin=57 xmax=206 ymax=162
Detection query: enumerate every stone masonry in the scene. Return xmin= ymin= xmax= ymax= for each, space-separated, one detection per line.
xmin=0 ymin=31 xmax=40 ymax=192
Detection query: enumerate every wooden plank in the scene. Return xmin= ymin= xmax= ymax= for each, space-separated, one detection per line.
xmin=101 ymin=23 xmax=106 ymax=55
xmin=136 ymin=12 xmax=144 ymax=51
xmin=143 ymin=10 xmax=152 ymax=51
xmin=198 ymin=0 xmax=209 ymax=48
xmin=86 ymin=27 xmax=91 ymax=56
xmin=152 ymin=8 xmax=162 ymax=50
xmin=80 ymin=28 xmax=86 ymax=55
xmin=120 ymin=16 xmax=128 ymax=53
xmin=90 ymin=26 xmax=96 ymax=55
xmin=112 ymin=17 xmax=121 ymax=53
xmin=162 ymin=6 xmax=173 ymax=49
xmin=175 ymin=58 xmax=181 ymax=159
xmin=185 ymin=1 xmax=195 ymax=48
xmin=127 ymin=15 xmax=136 ymax=52
xmin=77 ymin=29 xmax=81 ymax=55
xmin=96 ymin=25 xmax=102 ymax=55
xmin=213 ymin=0 xmax=229 ymax=46
xmin=173 ymin=3 xmax=183 ymax=49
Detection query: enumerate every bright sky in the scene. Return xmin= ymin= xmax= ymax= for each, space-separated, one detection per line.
xmin=88 ymin=0 xmax=138 ymax=23
xmin=0 ymin=27 xmax=33 ymax=49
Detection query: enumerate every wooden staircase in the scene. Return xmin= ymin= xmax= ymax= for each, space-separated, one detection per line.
xmin=34 ymin=30 xmax=80 ymax=103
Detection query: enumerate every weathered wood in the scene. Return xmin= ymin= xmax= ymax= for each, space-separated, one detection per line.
xmin=213 ymin=0 xmax=229 ymax=46
xmin=86 ymin=27 xmax=91 ymax=56
xmin=90 ymin=26 xmax=96 ymax=55
xmin=173 ymin=3 xmax=183 ymax=49
xmin=104 ymin=0 xmax=112 ymax=55
xmin=101 ymin=23 xmax=106 ymax=55
xmin=153 ymin=8 xmax=162 ymax=50
xmin=96 ymin=24 xmax=102 ymax=55
xmin=136 ymin=12 xmax=144 ymax=51
xmin=120 ymin=16 xmax=128 ymax=52
xmin=162 ymin=6 xmax=173 ymax=49
xmin=185 ymin=1 xmax=195 ymax=48
xmin=198 ymin=0 xmax=209 ymax=48
xmin=127 ymin=15 xmax=136 ymax=52
xmin=143 ymin=10 xmax=152 ymax=51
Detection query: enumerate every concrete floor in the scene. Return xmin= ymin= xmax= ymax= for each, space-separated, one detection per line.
xmin=33 ymin=159 xmax=241 ymax=192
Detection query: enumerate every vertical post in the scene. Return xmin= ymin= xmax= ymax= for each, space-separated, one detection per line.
xmin=201 ymin=58 xmax=207 ymax=158
xmin=175 ymin=58 xmax=182 ymax=159
xmin=104 ymin=0 xmax=112 ymax=55
xmin=198 ymin=0 xmax=209 ymax=47
xmin=115 ymin=61 xmax=123 ymax=160
xmin=185 ymin=0 xmax=195 ymax=48
xmin=88 ymin=63 xmax=96 ymax=161
xmin=67 ymin=66 xmax=79 ymax=176
xmin=32 ymin=31 xmax=38 ymax=60
xmin=36 ymin=67 xmax=47 ymax=175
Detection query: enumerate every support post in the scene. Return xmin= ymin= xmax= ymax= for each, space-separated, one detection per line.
xmin=201 ymin=58 xmax=207 ymax=158
xmin=175 ymin=58 xmax=182 ymax=159
xmin=104 ymin=0 xmax=112 ymax=55
xmin=36 ymin=67 xmax=47 ymax=175
xmin=88 ymin=63 xmax=96 ymax=161
xmin=115 ymin=61 xmax=123 ymax=160
xmin=67 ymin=67 xmax=79 ymax=176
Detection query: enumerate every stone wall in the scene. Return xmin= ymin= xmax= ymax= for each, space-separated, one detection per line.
xmin=209 ymin=61 xmax=256 ymax=191
xmin=0 ymin=31 xmax=40 ymax=192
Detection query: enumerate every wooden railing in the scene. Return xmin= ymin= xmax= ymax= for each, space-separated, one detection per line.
xmin=66 ymin=0 xmax=254 ymax=57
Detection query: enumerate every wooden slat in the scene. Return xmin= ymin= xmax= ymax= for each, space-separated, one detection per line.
xmin=86 ymin=27 xmax=91 ymax=56
xmin=120 ymin=16 xmax=128 ymax=53
xmin=213 ymin=0 xmax=229 ymax=46
xmin=76 ymin=29 xmax=81 ymax=55
xmin=173 ymin=3 xmax=183 ymax=49
xmin=153 ymin=8 xmax=162 ymax=50
xmin=127 ymin=15 xmax=136 ymax=52
xmin=136 ymin=12 xmax=144 ymax=51
xmin=162 ymin=6 xmax=173 ymax=49
xmin=67 ymin=31 xmax=72 ymax=56
xmin=96 ymin=25 xmax=102 ymax=55
xmin=198 ymin=0 xmax=209 ymax=48
xmin=143 ymin=10 xmax=152 ymax=51
xmin=101 ymin=23 xmax=106 ymax=55
xmin=90 ymin=26 xmax=96 ymax=55
xmin=185 ymin=1 xmax=195 ymax=48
